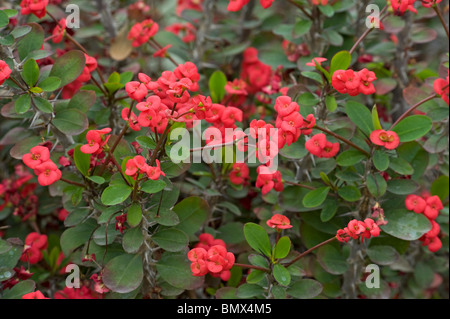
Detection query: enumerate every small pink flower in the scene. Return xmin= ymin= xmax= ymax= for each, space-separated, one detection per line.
xmin=306 ymin=57 xmax=327 ymax=67
xmin=405 ymin=194 xmax=426 ymax=214
xmin=266 ymin=214 xmax=293 ymax=231
xmin=22 ymin=146 xmax=50 ymax=169
xmin=370 ymin=130 xmax=400 ymax=150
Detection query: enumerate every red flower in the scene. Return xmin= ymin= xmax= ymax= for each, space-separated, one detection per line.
xmin=405 ymin=194 xmax=426 ymax=214
xmin=20 ymin=0 xmax=49 ymax=19
xmin=332 ymin=69 xmax=361 ymax=96
xmin=127 ymin=19 xmax=159 ymax=47
xmin=358 ymin=68 xmax=377 ymax=95
xmin=90 ymin=274 xmax=110 ymax=294
xmin=229 ymin=163 xmax=249 ymax=185
xmin=81 ymin=129 xmax=111 ymax=155
xmin=22 ymin=290 xmax=49 ymax=299
xmin=390 ymin=0 xmax=418 ymax=15
xmin=125 ymin=81 xmax=148 ymax=102
xmin=266 ymin=214 xmax=293 ymax=231
xmin=25 ymin=232 xmax=48 ymax=250
xmin=33 ymin=161 xmax=62 ymax=186
xmin=312 ymin=0 xmax=328 ymax=4
xmin=52 ymin=18 xmax=66 ymax=43
xmin=421 ymin=0 xmax=442 ymax=7
xmin=427 ymin=236 xmax=442 ymax=252
xmin=424 ymin=195 xmax=443 ymax=220
xmin=146 ymin=159 xmax=165 ymax=180
xmin=227 ymin=0 xmax=250 ymax=11
xmin=22 ymin=146 xmax=50 ymax=169
xmin=306 ymin=57 xmax=327 ymax=67
xmin=433 ymin=76 xmax=449 ymax=105
xmin=370 ymin=130 xmax=400 ymax=150
xmin=260 ymin=0 xmax=275 ymax=8
xmin=0 ymin=60 xmax=12 ymax=85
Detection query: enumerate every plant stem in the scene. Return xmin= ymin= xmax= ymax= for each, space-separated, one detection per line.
xmin=284 ymin=237 xmax=337 ymax=267
xmin=433 ymin=5 xmax=449 ymax=39
xmin=287 ymin=0 xmax=313 ymax=20
xmin=150 ymin=38 xmax=179 ymax=67
xmin=284 ymin=180 xmax=316 ymax=191
xmin=60 ymin=177 xmax=85 ymax=188
xmin=389 ymin=93 xmax=438 ymax=131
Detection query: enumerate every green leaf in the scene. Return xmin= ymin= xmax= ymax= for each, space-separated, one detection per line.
xmin=122 ymin=227 xmax=143 ymax=254
xmin=303 ymin=187 xmax=330 ymax=208
xmin=380 ymin=209 xmax=432 ymax=241
xmin=22 ymin=58 xmax=39 ymax=87
xmin=373 ymin=149 xmax=389 ymax=171
xmin=140 ymin=179 xmax=166 ymax=194
xmin=68 ymin=90 xmax=97 ymax=113
xmin=127 ymin=203 xmax=142 ymax=228
xmin=329 ymin=50 xmax=351 ymax=76
xmin=274 ymin=236 xmax=291 ymax=260
xmin=345 ymin=101 xmax=373 ymax=136
xmin=172 ymin=197 xmax=208 ymax=236
xmin=2 ymin=280 xmax=36 ymax=299
xmin=389 ymin=157 xmax=414 ymax=175
xmin=17 ymin=23 xmax=44 ymax=61
xmin=235 ymin=284 xmax=265 ymax=298
xmin=74 ymin=145 xmax=91 ymax=177
xmin=149 ymin=209 xmax=180 ymax=226
xmin=0 ymin=10 xmax=10 ymax=28
xmin=273 ymin=264 xmax=291 ymax=286
xmin=156 ymin=252 xmax=204 ymax=290
xmin=101 ymin=185 xmax=132 ymax=206
xmin=243 ymin=223 xmax=272 ymax=258
xmin=319 ymin=4 xmax=334 ymax=17
xmin=431 ymin=175 xmax=449 ymax=201
xmin=60 ymin=218 xmax=97 ymax=256
xmin=103 ymin=253 xmax=143 ymax=294
xmin=366 ymin=245 xmax=399 ymax=265
xmin=372 ymin=105 xmax=383 ymax=130
xmin=366 ymin=174 xmax=387 ymax=197
xmin=246 ymin=269 xmax=266 ymax=284
xmin=298 ymin=92 xmax=320 ymax=106
xmin=86 ymin=176 xmax=105 ymax=184
xmin=32 ymin=96 xmax=53 ymax=113
xmin=320 ymin=199 xmax=338 ymax=222
xmin=14 ymin=94 xmax=31 ymax=114
xmin=38 ymin=76 xmax=61 ymax=92
xmin=302 ymin=71 xmax=323 ymax=84
xmin=28 ymin=87 xmax=43 ymax=94
xmin=293 ymin=20 xmax=313 ymax=37
xmin=49 ymin=50 xmax=86 ymax=88
xmin=336 ymin=150 xmax=367 ymax=167
xmin=216 ymin=202 xmax=241 ymax=216
xmin=325 ymin=95 xmax=337 ymax=112
xmin=136 ymin=136 xmax=156 ymax=150
xmin=10 ymin=25 xmax=31 ymax=39
xmin=152 ymin=228 xmax=189 ymax=252
xmin=52 ymin=108 xmax=89 ymax=135
xmin=287 ymin=279 xmax=323 ymax=299
xmin=338 ymin=186 xmax=361 ymax=202
xmin=0 ymin=242 xmax=22 ymax=270
xmin=392 ymin=115 xmax=432 ymax=142
xmin=316 ymin=245 xmax=348 ymax=275
xmin=209 ymin=70 xmax=227 ymax=103
xmin=387 ymin=179 xmax=419 ymax=195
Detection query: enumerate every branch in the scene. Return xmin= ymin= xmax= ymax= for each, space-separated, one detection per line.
xmin=283 ymin=237 xmax=337 ymax=267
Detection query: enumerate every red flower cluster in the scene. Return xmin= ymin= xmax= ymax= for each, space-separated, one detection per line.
xmin=256 ymin=165 xmax=283 ymax=195
xmin=188 ymin=234 xmax=235 ymax=281
xmin=305 ymin=133 xmax=340 ymax=158
xmin=128 ymin=19 xmax=159 ymax=47
xmin=227 ymin=0 xmax=274 ymax=11
xmin=1 ymin=266 xmax=33 ymax=290
xmin=20 ymin=232 xmax=48 ymax=264
xmin=433 ymin=74 xmax=449 ymax=105
xmin=54 ymin=286 xmax=102 ymax=299
xmin=370 ymin=130 xmax=400 ymax=150
xmin=312 ymin=0 xmax=328 ymax=4
xmin=22 ymin=145 xmax=62 ymax=186
xmin=0 ymin=60 xmax=12 ymax=86
xmin=336 ymin=218 xmax=381 ymax=243
xmin=20 ymin=0 xmax=49 ymax=19
xmin=80 ymin=128 xmax=111 ymax=155
xmin=389 ymin=0 xmax=418 ymax=15
xmin=0 ymin=165 xmax=38 ymax=221
xmin=125 ymin=156 xmax=165 ymax=181
xmin=240 ymin=48 xmax=272 ymax=95
xmin=332 ymin=68 xmax=377 ymax=96
xmin=229 ymin=163 xmax=250 ymax=185
xmin=166 ymin=22 xmax=196 ymax=43
xmin=22 ymin=290 xmax=50 ymax=299
xmin=176 ymin=0 xmax=203 ymax=16
xmin=421 ymin=0 xmax=442 ymax=7
xmin=405 ymin=193 xmax=443 ymax=252
xmin=90 ymin=273 xmax=110 ymax=294
xmin=267 ymin=214 xmax=292 ymax=231
xmin=115 ymin=213 xmax=127 ymax=234
xmin=282 ymin=41 xmax=310 ymax=62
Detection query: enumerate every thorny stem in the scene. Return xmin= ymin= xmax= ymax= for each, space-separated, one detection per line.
xmin=150 ymin=38 xmax=179 ymax=67
xmin=284 ymin=237 xmax=337 ymax=268
xmin=287 ymin=0 xmax=313 ymax=20
xmin=60 ymin=177 xmax=85 ymax=188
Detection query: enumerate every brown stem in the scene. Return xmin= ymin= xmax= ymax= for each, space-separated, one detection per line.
xmin=389 ymin=93 xmax=438 ymax=131
xmin=433 ymin=5 xmax=449 ymax=39
xmin=284 ymin=237 xmax=337 ymax=267
xmin=287 ymin=0 xmax=313 ymax=20
xmin=108 ymin=150 xmax=131 ymax=186
xmin=150 ymin=38 xmax=178 ymax=67
xmin=60 ymin=177 xmax=85 ymax=188
xmin=284 ymin=180 xmax=316 ymax=191
xmin=9 ymin=77 xmax=27 ymax=91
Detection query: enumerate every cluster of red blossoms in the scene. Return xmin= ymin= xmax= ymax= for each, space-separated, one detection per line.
xmin=305 ymin=133 xmax=340 ymax=158
xmin=20 ymin=232 xmax=48 ymax=265
xmin=127 ymin=19 xmax=159 ymax=47
xmin=125 ymin=156 xmax=165 ymax=181
xmin=229 ymin=163 xmax=250 ymax=185
xmin=0 ymin=60 xmax=12 ymax=86
xmin=0 ymin=165 xmax=38 ymax=221
xmin=20 ymin=0 xmax=48 ymax=19
xmin=405 ymin=193 xmax=443 ymax=252
xmin=266 ymin=214 xmax=293 ymax=231
xmin=1 ymin=266 xmax=33 ymax=290
xmin=22 ymin=145 xmax=62 ymax=186
xmin=332 ymin=69 xmax=377 ymax=96
xmin=188 ymin=233 xmax=235 ymax=281
xmin=80 ymin=128 xmax=111 ymax=155
xmin=336 ymin=219 xmax=381 ymax=243
xmin=115 ymin=213 xmax=127 ymax=234
xmin=433 ymin=73 xmax=449 ymax=105
xmin=22 ymin=290 xmax=50 ymax=299
xmin=227 ymin=0 xmax=274 ymax=11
